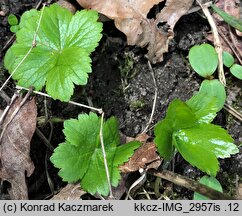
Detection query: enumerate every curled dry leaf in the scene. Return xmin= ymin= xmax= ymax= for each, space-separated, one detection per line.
xmin=77 ymin=0 xmax=193 ymax=63
xmin=0 ymin=97 xmax=36 ymax=199
xmin=119 ymin=134 xmax=161 ymax=173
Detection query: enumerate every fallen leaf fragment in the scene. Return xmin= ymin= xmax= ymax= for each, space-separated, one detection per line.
xmin=0 ymin=97 xmax=36 ymax=199
xmin=119 ymin=134 xmax=161 ymax=173
xmin=77 ymin=0 xmax=193 ymax=63
xmin=58 ymin=0 xmax=77 ymax=14
xmin=51 ymin=184 xmax=86 ymax=200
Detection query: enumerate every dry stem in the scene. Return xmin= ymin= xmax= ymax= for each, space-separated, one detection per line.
xmin=142 ymin=61 xmax=158 ymax=134
xmin=148 ymin=169 xmax=235 ymax=200
xmin=196 ymin=0 xmax=226 ymax=86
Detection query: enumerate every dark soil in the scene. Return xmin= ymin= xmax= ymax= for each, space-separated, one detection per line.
xmin=0 ymin=0 xmax=241 ymax=200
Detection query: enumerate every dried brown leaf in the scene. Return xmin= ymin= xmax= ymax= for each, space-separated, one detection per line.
xmin=0 ymin=97 xmax=36 ymax=199
xmin=58 ymin=0 xmax=77 ymax=14
xmin=51 ymin=184 xmax=86 ymax=200
xmin=77 ymin=0 xmax=193 ymax=63
xmin=119 ymin=140 xmax=161 ymax=173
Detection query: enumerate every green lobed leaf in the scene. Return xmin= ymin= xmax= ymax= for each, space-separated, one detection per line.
xmin=50 ymin=112 xmax=141 ymax=196
xmin=4 ymin=4 xmax=103 ymax=101
xmin=222 ymin=51 xmax=234 ymax=68
xmin=63 ymin=113 xmax=100 ymax=147
xmin=102 ymin=116 xmax=120 ymax=149
xmin=174 ymin=124 xmax=239 ymax=176
xmin=186 ymin=92 xmax=219 ymax=123
xmin=188 ymin=44 xmax=218 ymax=78
xmin=49 ymin=142 xmax=86 ymax=182
xmin=81 ymin=148 xmax=117 ymax=196
xmin=8 ymin=14 xmax=18 ymax=26
xmin=230 ymin=64 xmax=242 ymax=80
xmin=193 ymin=176 xmax=223 ymax=200
xmin=199 ymin=79 xmax=226 ymax=111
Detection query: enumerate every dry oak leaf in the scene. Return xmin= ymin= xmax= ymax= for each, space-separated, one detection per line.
xmin=119 ymin=134 xmax=161 ymax=173
xmin=77 ymin=0 xmax=193 ymax=64
xmin=0 ymin=97 xmax=36 ymax=199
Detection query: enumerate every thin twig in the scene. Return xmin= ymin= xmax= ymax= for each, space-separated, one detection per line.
xmin=35 ymin=0 xmax=43 ymax=9
xmin=99 ymin=112 xmax=113 ymax=199
xmin=35 ymin=128 xmax=54 ymax=151
xmin=15 ymin=85 xmax=103 ymax=114
xmin=0 ymin=3 xmax=46 ymax=92
xmin=218 ymin=30 xmax=242 ymax=65
xmin=228 ymin=25 xmax=242 ymax=65
xmin=1 ymin=0 xmax=44 ymax=52
xmin=0 ymin=92 xmax=18 ymax=125
xmin=1 ymin=35 xmax=15 ymax=52
xmin=0 ymin=90 xmax=11 ymax=103
xmin=148 ymin=169 xmax=235 ymax=200
xmin=45 ymin=149 xmax=55 ymax=196
xmin=125 ymin=168 xmax=147 ymax=200
xmin=224 ymin=103 xmax=242 ymax=122
xmin=142 ymin=61 xmax=158 ymax=134
xmin=196 ymin=0 xmax=226 ymax=86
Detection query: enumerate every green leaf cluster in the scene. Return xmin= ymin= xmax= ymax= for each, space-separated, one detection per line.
xmin=189 ymin=43 xmax=242 ymax=80
xmin=222 ymin=51 xmax=242 ymax=80
xmin=50 ymin=112 xmax=141 ymax=196
xmin=8 ymin=14 xmax=19 ymax=33
xmin=4 ymin=4 xmax=103 ymax=101
xmin=154 ymin=92 xmax=238 ymax=176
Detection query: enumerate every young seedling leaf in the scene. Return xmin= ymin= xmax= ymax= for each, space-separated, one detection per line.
xmin=166 ymin=99 xmax=197 ymax=131
xmin=174 ymin=124 xmax=238 ymax=176
xmin=211 ymin=4 xmax=242 ymax=32
xmin=186 ymin=92 xmax=219 ymax=123
xmin=188 ymin=44 xmax=218 ymax=78
xmin=154 ymin=99 xmax=197 ymax=160
xmin=193 ymin=176 xmax=223 ymax=200
xmin=186 ymin=79 xmax=226 ymax=123
xmin=50 ymin=113 xmax=141 ymax=196
xmin=8 ymin=14 xmax=18 ymax=26
xmin=4 ymin=4 xmax=103 ymax=101
xmin=154 ymin=119 xmax=174 ymax=160
xmin=199 ymin=79 xmax=226 ymax=111
xmin=10 ymin=25 xmax=19 ymax=33
xmin=222 ymin=51 xmax=234 ymax=68
xmin=230 ymin=64 xmax=242 ymax=80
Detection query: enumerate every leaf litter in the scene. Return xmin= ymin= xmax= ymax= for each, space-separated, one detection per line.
xmin=77 ymin=0 xmax=194 ymax=63
xmin=207 ymin=0 xmax=242 ymax=61
xmin=0 ymin=96 xmax=37 ymax=199
xmin=119 ymin=134 xmax=161 ymax=173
